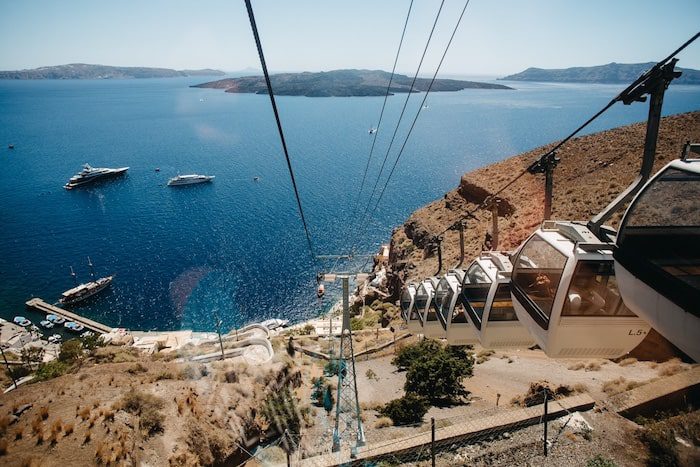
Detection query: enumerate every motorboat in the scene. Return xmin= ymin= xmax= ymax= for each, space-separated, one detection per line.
xmin=64 ymin=321 xmax=85 ymax=333
xmin=167 ymin=174 xmax=215 ymax=186
xmin=80 ymin=331 xmax=95 ymax=339
xmin=46 ymin=314 xmax=65 ymax=325
xmin=64 ymin=164 xmax=129 ymax=190
xmin=40 ymin=320 xmax=55 ymax=329
xmin=48 ymin=334 xmax=62 ymax=344
xmin=13 ymin=316 xmax=31 ymax=327
xmin=261 ymin=318 xmax=290 ymax=330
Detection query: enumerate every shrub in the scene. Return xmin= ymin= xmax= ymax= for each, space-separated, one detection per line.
xmin=586 ymin=455 xmax=618 ymax=467
xmin=512 ymin=381 xmax=575 ymax=407
xmin=567 ymin=362 xmax=585 ymax=371
xmin=39 ymin=406 xmax=49 ymax=420
xmin=64 ymin=423 xmax=74 ymax=435
xmin=116 ymin=389 xmax=164 ymax=416
xmin=21 ymin=346 xmax=45 ymax=368
xmin=374 ymin=417 xmax=393 ymax=428
xmin=140 ymin=406 xmax=165 ymax=436
xmin=398 ymin=341 xmax=474 ymax=403
xmin=0 ymin=438 xmax=7 ymax=455
xmin=379 ymin=393 xmax=428 ymax=426
xmin=6 ymin=365 xmax=31 ymax=380
xmin=81 ymin=333 xmax=104 ymax=351
xmin=126 ymin=363 xmax=148 ymax=374
xmin=155 ymin=371 xmax=174 ymax=381
xmin=639 ymin=424 xmax=678 ymax=466
xmin=287 ymin=337 xmax=296 ymax=356
xmin=618 ymin=357 xmax=637 ymax=367
xmin=58 ymin=339 xmax=83 ymax=363
xmin=323 ymin=385 xmax=334 ymax=414
xmin=261 ymin=387 xmax=301 ymax=448
xmin=35 ymin=360 xmax=69 ymax=381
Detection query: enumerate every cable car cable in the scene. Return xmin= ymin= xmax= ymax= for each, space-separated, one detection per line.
xmin=359 ymin=0 xmax=446 ymax=223
xmin=428 ymin=31 xmax=699 ymax=242
xmin=329 ymin=0 xmax=415 ymax=275
xmin=245 ymin=0 xmax=315 ymax=259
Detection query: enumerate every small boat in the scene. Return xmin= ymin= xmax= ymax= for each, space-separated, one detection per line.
xmin=30 ymin=325 xmax=42 ymax=334
xmin=317 ymin=283 xmax=325 ymax=299
xmin=48 ymin=334 xmax=62 ymax=344
xmin=8 ymin=144 xmax=14 ymax=149
xmin=260 ymin=318 xmax=290 ymax=330
xmin=80 ymin=331 xmax=95 ymax=339
xmin=167 ymin=174 xmax=215 ymax=186
xmin=46 ymin=314 xmax=65 ymax=325
xmin=64 ymin=164 xmax=129 ymax=190
xmin=155 ymin=168 xmax=160 ymax=172
xmin=13 ymin=316 xmax=31 ymax=327
xmin=368 ymin=128 xmax=377 ymax=134
xmin=64 ymin=321 xmax=85 ymax=333
xmin=59 ymin=259 xmax=113 ymax=305
xmin=40 ymin=320 xmax=55 ymax=329
xmin=253 ymin=176 xmax=260 ymax=182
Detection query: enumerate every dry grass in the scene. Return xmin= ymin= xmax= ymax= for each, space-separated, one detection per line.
xmin=618 ymin=357 xmax=637 ymax=367
xmin=567 ymin=362 xmax=585 ymax=371
xmin=51 ymin=419 xmax=63 ymax=435
xmin=658 ymin=359 xmax=685 ymax=377
xmin=38 ymin=406 xmax=49 ymax=420
xmin=374 ymin=416 xmax=393 ymax=428
xmin=15 ymin=428 xmax=23 ymax=440
xmin=602 ymin=377 xmax=645 ymax=396
xmin=31 ymin=417 xmax=43 ymax=435
xmin=0 ymin=439 xmax=7 ymax=456
xmin=64 ymin=423 xmax=74 ymax=436
xmin=83 ymin=430 xmax=91 ymax=444
xmin=78 ymin=406 xmax=91 ymax=421
xmin=585 ymin=361 xmax=602 ymax=371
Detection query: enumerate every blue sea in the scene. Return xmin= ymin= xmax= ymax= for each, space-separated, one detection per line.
xmin=1 ymin=77 xmax=699 ymax=332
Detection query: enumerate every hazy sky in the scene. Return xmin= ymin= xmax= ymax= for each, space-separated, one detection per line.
xmin=1 ymin=0 xmax=699 ymax=76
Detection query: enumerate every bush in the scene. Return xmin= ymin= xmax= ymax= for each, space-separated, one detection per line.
xmin=262 ymin=387 xmax=301 ymax=449
xmin=6 ymin=365 xmax=31 ymax=380
xmin=639 ymin=424 xmax=678 ymax=466
xmin=116 ymin=389 xmax=164 ymax=415
xmin=21 ymin=347 xmax=45 ymax=368
xmin=58 ymin=339 xmax=83 ymax=363
xmin=34 ymin=360 xmax=69 ymax=381
xmin=81 ymin=333 xmax=104 ymax=351
xmin=140 ymin=406 xmax=165 ymax=436
xmin=586 ymin=455 xmax=618 ymax=467
xmin=379 ymin=393 xmax=428 ymax=426
xmin=396 ymin=340 xmax=474 ymax=403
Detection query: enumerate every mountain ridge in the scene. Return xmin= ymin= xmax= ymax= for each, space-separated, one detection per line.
xmin=501 ymin=62 xmax=700 ymax=84
xmin=0 ymin=63 xmax=225 ymax=79
xmin=192 ymin=69 xmax=513 ymax=97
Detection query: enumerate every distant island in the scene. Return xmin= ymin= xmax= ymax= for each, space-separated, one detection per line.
xmin=500 ymin=62 xmax=700 ymax=85
xmin=0 ymin=63 xmax=225 ymax=80
xmin=192 ymin=69 xmax=513 ymax=97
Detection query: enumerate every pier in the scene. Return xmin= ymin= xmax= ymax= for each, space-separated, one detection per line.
xmin=25 ymin=298 xmax=113 ymax=334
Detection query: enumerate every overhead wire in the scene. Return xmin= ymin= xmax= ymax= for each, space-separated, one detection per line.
xmin=429 ymin=30 xmax=700 ymax=241
xmin=359 ymin=0 xmax=447 ymax=223
xmin=245 ymin=0 xmax=315 ymax=259
xmin=329 ymin=0 xmax=415 ymax=274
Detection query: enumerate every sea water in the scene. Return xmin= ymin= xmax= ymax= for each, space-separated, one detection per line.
xmin=1 ymin=77 xmax=699 ymax=331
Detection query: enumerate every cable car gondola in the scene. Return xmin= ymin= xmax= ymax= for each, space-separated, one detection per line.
xmin=416 ymin=277 xmax=445 ymax=338
xmin=433 ymin=269 xmax=479 ymax=345
xmin=460 ymin=252 xmax=535 ymax=348
xmin=510 ymin=221 xmax=650 ymax=358
xmin=401 ymin=283 xmax=422 ymax=333
xmin=614 ymin=156 xmax=700 ymax=361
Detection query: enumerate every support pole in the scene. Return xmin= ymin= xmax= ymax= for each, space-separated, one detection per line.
xmin=490 ymin=201 xmax=499 ymax=250
xmin=431 ymin=417 xmax=436 ymax=467
xmin=543 ymin=390 xmax=549 ymax=457
xmin=456 ymin=222 xmax=465 ymax=268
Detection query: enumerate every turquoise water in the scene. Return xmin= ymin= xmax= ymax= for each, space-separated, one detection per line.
xmin=1 ymin=77 xmax=698 ymax=332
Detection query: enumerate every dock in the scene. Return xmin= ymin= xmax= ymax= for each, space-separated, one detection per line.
xmin=25 ymin=298 xmax=113 ymax=334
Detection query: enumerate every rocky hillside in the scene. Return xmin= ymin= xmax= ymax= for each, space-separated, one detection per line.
xmin=386 ymin=111 xmax=700 ymax=294
xmin=0 ymin=64 xmax=225 ymax=80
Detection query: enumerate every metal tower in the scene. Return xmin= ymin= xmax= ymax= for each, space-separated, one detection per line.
xmin=321 ymin=273 xmax=367 ymax=455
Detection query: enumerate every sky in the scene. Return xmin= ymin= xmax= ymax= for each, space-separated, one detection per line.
xmin=1 ymin=0 xmax=699 ymax=76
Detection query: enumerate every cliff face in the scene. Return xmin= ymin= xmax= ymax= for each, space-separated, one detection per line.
xmin=386 ymin=111 xmax=700 ymax=297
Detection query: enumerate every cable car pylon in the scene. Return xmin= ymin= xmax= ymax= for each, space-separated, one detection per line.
xmin=317 ymin=268 xmax=369 ymax=456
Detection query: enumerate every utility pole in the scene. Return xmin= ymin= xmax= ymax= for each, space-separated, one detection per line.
xmin=319 ymin=272 xmax=368 ymax=456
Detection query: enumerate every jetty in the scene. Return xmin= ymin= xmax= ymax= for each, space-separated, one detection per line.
xmin=25 ymin=298 xmax=112 ymax=334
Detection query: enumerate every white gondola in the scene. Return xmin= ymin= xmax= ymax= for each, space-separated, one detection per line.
xmin=434 ymin=269 xmax=479 ymax=345
xmin=400 ymin=283 xmax=415 ymax=322
xmin=614 ymin=158 xmax=700 ymax=361
xmin=416 ymin=277 xmax=445 ymax=338
xmin=510 ymin=221 xmax=650 ymax=358
xmin=460 ymin=252 xmax=535 ymax=348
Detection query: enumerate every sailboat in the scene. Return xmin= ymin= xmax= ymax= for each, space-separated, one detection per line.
xmin=59 ymin=257 xmax=113 ymax=305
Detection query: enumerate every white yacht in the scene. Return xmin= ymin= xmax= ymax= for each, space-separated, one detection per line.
xmin=64 ymin=164 xmax=129 ymax=190
xmin=167 ymin=174 xmax=215 ymax=186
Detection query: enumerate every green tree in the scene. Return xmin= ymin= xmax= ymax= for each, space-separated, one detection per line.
xmin=323 ymin=385 xmax=335 ymax=414
xmin=379 ymin=393 xmax=428 ymax=425
xmin=21 ymin=346 xmax=45 ymax=369
xmin=392 ymin=339 xmax=443 ymax=371
xmin=58 ymin=339 xmax=83 ymax=363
